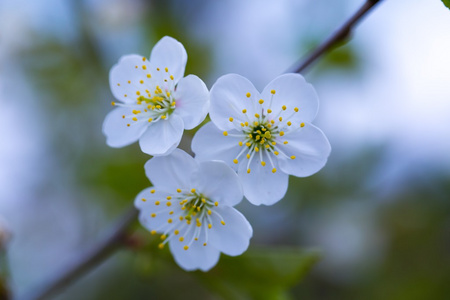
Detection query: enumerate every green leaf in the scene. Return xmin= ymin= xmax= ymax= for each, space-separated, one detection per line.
xmin=443 ymin=0 xmax=450 ymax=9
xmin=197 ymin=247 xmax=322 ymax=300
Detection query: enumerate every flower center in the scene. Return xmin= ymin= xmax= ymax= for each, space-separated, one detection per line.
xmin=222 ymin=90 xmax=305 ymax=174
xmin=141 ymin=187 xmax=225 ymax=251
xmin=112 ymin=62 xmax=177 ymax=127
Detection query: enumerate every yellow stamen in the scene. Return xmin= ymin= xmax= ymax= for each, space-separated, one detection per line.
xmin=223 ymin=131 xmax=228 ymax=136
xmin=246 ymin=92 xmax=251 ymax=98
xmin=271 ymin=90 xmax=276 ymax=95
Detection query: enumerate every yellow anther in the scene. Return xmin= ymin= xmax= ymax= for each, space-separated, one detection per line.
xmin=148 ymin=118 xmax=153 ymax=122
xmin=187 ymin=220 xmax=191 ymax=225
xmin=214 ymin=201 xmax=218 ymax=206
xmin=124 ymin=94 xmax=127 ymax=97
xmin=272 ymin=168 xmax=277 ymax=173
xmin=184 ymin=245 xmax=189 ymax=250
xmin=151 ymin=213 xmax=156 ymax=218
xmin=207 ymin=210 xmax=212 ymax=215
xmin=279 ymin=131 xmax=285 ymax=136
xmin=179 ymin=216 xmax=184 ymax=221
xmin=161 ymin=234 xmax=167 ymax=240
xmin=117 ymin=83 xmax=120 ymax=86
xmin=282 ymin=105 xmax=287 ymax=110
xmin=142 ymin=57 xmax=146 ymax=61
xmin=147 ymin=74 xmax=151 ymax=78
xmin=171 ymin=101 xmax=176 ymax=106
xmin=161 ymin=115 xmax=167 ymax=120
xmin=271 ymin=89 xmax=276 ymax=95
xmin=242 ymin=109 xmax=247 ymax=113
xmin=272 ymin=141 xmax=276 ymax=145
xmin=155 ymin=201 xmax=160 ymax=205
xmin=142 ymin=65 xmax=147 ymax=70
xmin=166 ymin=91 xmax=171 ymax=97
xmin=287 ymin=121 xmax=292 ymax=126
xmin=255 ymin=147 xmax=259 ymax=152
xmin=246 ymin=142 xmax=251 ymax=147
xmin=158 ymin=243 xmax=164 ymax=249
xmin=191 ymin=188 xmax=196 ymax=193
xmin=127 ymin=80 xmax=131 ymax=84
xmin=167 ymin=219 xmax=173 ymax=223
xmin=238 ymin=141 xmax=243 ymax=146
xmin=294 ymin=107 xmax=299 ymax=112
xmin=151 ymin=230 xmax=156 ymax=235
xmin=203 ymin=243 xmax=207 ymax=246
xmin=179 ymin=237 xmax=184 ymax=242
xmin=229 ymin=117 xmax=234 ymax=122
xmin=265 ymin=144 xmax=270 ymax=149
xmin=223 ymin=131 xmax=228 ymax=136
xmin=197 ymin=206 xmax=201 ymax=211
xmin=291 ymin=155 xmax=296 ymax=159
xmin=136 ymin=91 xmax=140 ymax=95
xmin=259 ymin=99 xmax=264 ymax=104
xmin=174 ymin=230 xmax=179 ymax=235
xmin=202 ymin=198 xmax=206 ymax=203
xmin=141 ymin=198 xmax=146 ymax=202
xmin=256 ymin=135 xmax=260 ymax=141
xmin=246 ymin=92 xmax=251 ymax=98
xmin=274 ymin=151 xmax=279 ymax=155
xmin=261 ymin=161 xmax=266 ymax=166
xmin=132 ymin=117 xmax=138 ymax=121
xmin=170 ymin=75 xmax=174 ymax=80
xmin=156 ymin=105 xmax=162 ymax=109
xmin=255 ymin=113 xmax=260 ymax=118
xmin=140 ymin=80 xmax=144 ymax=84
xmin=261 ymin=127 xmax=267 ymax=131
xmin=195 ymin=238 xmax=198 ymax=241
xmin=245 ymin=121 xmax=249 ymax=126
xmin=241 ymin=123 xmax=245 ymax=127
xmin=300 ymin=122 xmax=305 ymax=127
xmin=284 ymin=141 xmax=288 ymax=145
xmin=165 ymin=67 xmax=168 ymax=72
xmin=169 ymin=211 xmax=174 ymax=215
xmin=208 ymin=224 xmax=212 ymax=229
xmin=166 ymin=202 xmax=171 ymax=207
xmin=254 ymin=121 xmax=259 ymax=126
xmin=270 ymin=120 xmax=275 ymax=124
xmin=111 ymin=101 xmax=115 ymax=106
xmin=166 ymin=196 xmax=172 ymax=200
xmin=279 ymin=117 xmax=283 ymax=122
xmin=264 ymin=131 xmax=271 ymax=139
xmin=233 ymin=159 xmax=238 ymax=164
xmin=132 ymin=110 xmax=141 ymax=114
xmin=127 ymin=124 xmax=130 ymax=127
xmin=177 ymin=188 xmax=181 ymax=193
xmin=135 ymin=65 xmax=138 ymax=68
xmin=246 ymin=154 xmax=250 ymax=159
xmin=267 ymin=109 xmax=272 ymax=113
xmin=221 ymin=221 xmax=226 ymax=226
xmin=157 ymin=68 xmax=160 ymax=71
xmin=247 ymin=169 xmax=251 ymax=174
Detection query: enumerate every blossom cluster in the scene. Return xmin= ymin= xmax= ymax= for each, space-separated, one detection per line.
xmin=103 ymin=36 xmax=331 ymax=271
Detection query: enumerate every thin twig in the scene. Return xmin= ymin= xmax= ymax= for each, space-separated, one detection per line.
xmin=19 ymin=1 xmax=384 ymax=299
xmin=20 ymin=207 xmax=138 ymax=300
xmin=289 ymin=0 xmax=383 ymax=74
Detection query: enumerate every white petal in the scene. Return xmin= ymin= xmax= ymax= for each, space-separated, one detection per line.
xmin=238 ymin=156 xmax=289 ymax=205
xmin=277 ymin=123 xmax=331 ymax=177
xmin=260 ymin=73 xmax=319 ymax=124
xmin=209 ymin=74 xmax=260 ymax=130
xmin=208 ymin=206 xmax=252 ymax=256
xmin=109 ymin=54 xmax=154 ymax=104
xmin=192 ymin=122 xmax=243 ymax=171
xmin=138 ymin=114 xmax=184 ymax=156
xmin=191 ymin=161 xmax=243 ymax=207
xmin=150 ymin=36 xmax=187 ymax=84
xmin=102 ymin=107 xmax=148 ymax=147
xmin=144 ymin=149 xmax=198 ymax=191
xmin=169 ymin=226 xmax=221 ymax=271
xmin=173 ymin=75 xmax=209 ymax=130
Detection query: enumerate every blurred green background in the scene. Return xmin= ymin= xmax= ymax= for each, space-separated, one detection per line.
xmin=1 ymin=0 xmax=450 ymax=299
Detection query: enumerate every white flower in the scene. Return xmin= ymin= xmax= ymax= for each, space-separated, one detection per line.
xmin=192 ymin=73 xmax=331 ymax=205
xmin=135 ymin=149 xmax=253 ymax=271
xmin=103 ymin=36 xmax=209 ymax=156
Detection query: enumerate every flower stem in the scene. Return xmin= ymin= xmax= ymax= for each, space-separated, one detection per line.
xmin=20 ymin=207 xmax=138 ymax=300
xmin=288 ymin=0 xmax=383 ymax=74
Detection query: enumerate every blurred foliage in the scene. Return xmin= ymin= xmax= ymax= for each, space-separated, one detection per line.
xmin=442 ymin=0 xmax=450 ymax=10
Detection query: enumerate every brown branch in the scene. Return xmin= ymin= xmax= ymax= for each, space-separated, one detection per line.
xmin=20 ymin=207 xmax=138 ymax=300
xmin=289 ymin=0 xmax=383 ymax=74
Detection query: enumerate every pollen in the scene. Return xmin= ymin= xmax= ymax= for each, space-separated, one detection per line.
xmin=279 ymin=131 xmax=285 ymax=136
xmin=148 ymin=118 xmax=153 ymax=122
xmin=177 ymin=189 xmax=181 ymax=193
xmin=166 ymin=202 xmax=172 ymax=207
xmin=174 ymin=230 xmax=179 ymax=235
xmin=274 ymin=151 xmax=279 ymax=155
xmin=158 ymin=243 xmax=164 ymax=249
xmin=214 ymin=201 xmax=218 ymax=206
xmin=170 ymin=75 xmax=174 ymax=80
xmin=229 ymin=117 xmax=234 ymax=122
xmin=271 ymin=90 xmax=276 ymax=95
xmin=184 ymin=245 xmax=189 ymax=250
xmin=291 ymin=155 xmax=296 ymax=159
xmin=247 ymin=169 xmax=251 ymax=174
xmin=255 ymin=113 xmax=260 ymax=118
xmin=242 ymin=109 xmax=247 ymax=113
xmin=132 ymin=117 xmax=137 ymax=121
xmin=167 ymin=219 xmax=173 ymax=223
xmin=272 ymin=168 xmax=277 ymax=173
xmin=261 ymin=161 xmax=266 ymax=166
xmin=246 ymin=92 xmax=251 ymax=98
xmin=136 ymin=91 xmax=140 ymax=95
xmin=142 ymin=57 xmax=146 ymax=61
xmin=282 ymin=105 xmax=287 ymax=110
xmin=238 ymin=141 xmax=243 ymax=146
xmin=207 ymin=210 xmax=212 ymax=215
xmin=155 ymin=201 xmax=160 ymax=205
xmin=161 ymin=115 xmax=167 ymax=120
xmin=223 ymin=131 xmax=228 ymax=136
xmin=191 ymin=188 xmax=196 ymax=193
xmin=279 ymin=117 xmax=283 ymax=122
xmin=294 ymin=107 xmax=299 ymax=112
xmin=128 ymin=80 xmax=131 ymax=84
xmin=300 ymin=122 xmax=305 ymax=127
xmin=221 ymin=221 xmax=226 ymax=226
xmin=287 ymin=121 xmax=292 ymax=126
xmin=246 ymin=154 xmax=250 ymax=159
xmin=141 ymin=198 xmax=146 ymax=202
xmin=139 ymin=80 xmax=144 ymax=84
xmin=151 ymin=213 xmax=156 ymax=218
xmin=267 ymin=109 xmax=272 ymax=113
xmin=142 ymin=65 xmax=147 ymax=70
xmin=179 ymin=237 xmax=184 ymax=242
xmin=259 ymin=99 xmax=264 ymax=104
xmin=111 ymin=101 xmax=116 ymax=106
xmin=151 ymin=230 xmax=156 ymax=235
xmin=284 ymin=141 xmax=288 ymax=144
xmin=147 ymin=74 xmax=151 ymax=78
xmin=233 ymin=159 xmax=238 ymax=164
xmin=208 ymin=224 xmax=212 ymax=229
